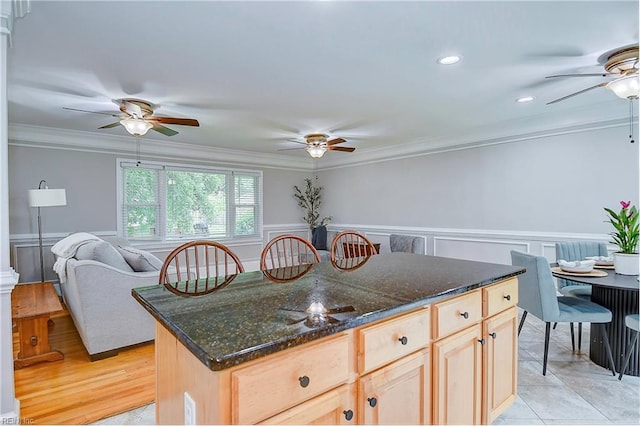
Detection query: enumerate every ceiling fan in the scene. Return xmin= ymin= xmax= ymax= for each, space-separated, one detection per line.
xmin=280 ymin=133 xmax=356 ymax=158
xmin=545 ymin=45 xmax=639 ymax=105
xmin=63 ymin=98 xmax=199 ymax=136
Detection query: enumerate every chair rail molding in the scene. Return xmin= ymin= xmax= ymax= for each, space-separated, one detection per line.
xmin=9 ymin=224 xmax=613 ymax=279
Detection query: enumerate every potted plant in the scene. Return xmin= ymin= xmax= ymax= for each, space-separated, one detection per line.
xmin=293 ymin=178 xmax=332 ymax=250
xmin=604 ymin=200 xmax=639 ymax=275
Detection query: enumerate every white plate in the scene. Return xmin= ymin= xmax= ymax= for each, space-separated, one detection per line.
xmin=558 ymin=259 xmax=596 ymax=273
xmin=585 ymin=256 xmax=614 ymax=266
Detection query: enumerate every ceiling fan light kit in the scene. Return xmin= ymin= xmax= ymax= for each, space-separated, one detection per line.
xmin=306 ymin=145 xmax=327 ymax=158
xmin=606 ymin=75 xmax=639 ymax=99
xmin=545 ymin=45 xmax=639 ymax=104
xmin=120 ymin=117 xmax=154 ymax=136
xmin=63 ymin=98 xmax=199 ymax=137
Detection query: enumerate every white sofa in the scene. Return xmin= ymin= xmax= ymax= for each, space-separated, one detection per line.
xmin=52 ymin=233 xmax=162 ymax=360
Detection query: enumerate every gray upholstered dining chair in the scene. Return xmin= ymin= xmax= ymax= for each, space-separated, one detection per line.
xmin=554 ymin=241 xmax=609 ymax=351
xmin=511 ymin=250 xmax=616 ymax=376
xmin=390 ymin=234 xmax=426 ymax=254
xmin=618 ymin=314 xmax=640 ymax=380
xmin=555 ymin=241 xmax=609 ymax=298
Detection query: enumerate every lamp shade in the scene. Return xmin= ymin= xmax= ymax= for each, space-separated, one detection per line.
xmin=607 ymin=75 xmax=640 ymax=99
xmin=120 ymin=118 xmax=153 ymax=136
xmin=28 ymin=188 xmax=67 ymax=207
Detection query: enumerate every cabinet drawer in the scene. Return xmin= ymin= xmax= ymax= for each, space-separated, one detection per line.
xmin=259 ymin=384 xmax=355 ymax=425
xmin=432 ymin=290 xmax=482 ymax=340
xmin=358 ymin=308 xmax=430 ymax=374
xmin=232 ymin=334 xmax=350 ymax=424
xmin=483 ymin=278 xmax=518 ymax=317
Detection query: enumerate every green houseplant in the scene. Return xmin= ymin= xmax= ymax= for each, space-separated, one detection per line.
xmin=604 ymin=200 xmax=639 ymax=275
xmin=293 ymin=178 xmax=332 ymax=249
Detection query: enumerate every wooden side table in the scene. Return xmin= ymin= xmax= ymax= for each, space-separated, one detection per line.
xmin=11 ymin=282 xmax=65 ymax=369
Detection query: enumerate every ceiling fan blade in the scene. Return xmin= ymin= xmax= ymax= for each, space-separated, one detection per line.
xmin=546 ymin=82 xmax=609 ymax=105
xmin=326 ymin=137 xmax=346 ymax=146
xmin=545 ymin=73 xmax=613 ymax=79
xmin=150 ymin=123 xmax=179 ymax=136
xmin=277 ymin=147 xmax=305 ymax=151
xmin=286 ymin=139 xmax=307 ymax=145
xmin=63 ymin=107 xmax=121 ymax=118
xmin=147 ymin=116 xmax=200 ymax=127
xmin=328 ymin=146 xmax=356 ymax=152
xmin=98 ymin=122 xmax=121 ymax=129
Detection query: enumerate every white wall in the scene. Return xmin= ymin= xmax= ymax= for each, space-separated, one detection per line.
xmin=8 ymin=123 xmax=640 ymax=280
xmin=318 ymin=125 xmax=639 ymax=235
xmin=8 ymin=144 xmax=312 ymax=280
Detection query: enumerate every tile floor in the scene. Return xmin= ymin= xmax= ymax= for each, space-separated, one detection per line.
xmin=93 ymin=308 xmax=640 ymax=425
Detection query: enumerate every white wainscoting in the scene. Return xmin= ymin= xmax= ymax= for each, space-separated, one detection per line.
xmin=9 ymin=224 xmax=311 ymax=281
xmin=327 ymin=224 xmax=612 ymax=266
xmin=433 ymin=237 xmax=529 ymax=265
xmin=10 ymin=224 xmax=613 ymax=283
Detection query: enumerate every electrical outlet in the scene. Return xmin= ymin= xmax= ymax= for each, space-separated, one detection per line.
xmin=184 ymin=391 xmax=196 ymax=425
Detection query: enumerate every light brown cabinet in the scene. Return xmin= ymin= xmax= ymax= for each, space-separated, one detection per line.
xmin=432 ymin=323 xmax=483 ymax=424
xmin=260 ymin=384 xmax=356 ymax=425
xmin=358 ymin=349 xmax=430 ymax=425
xmin=154 ymin=279 xmax=517 ymax=425
xmin=431 ymin=278 xmax=518 ymax=425
xmin=231 ymin=334 xmax=351 ymax=424
xmin=483 ymin=306 xmax=518 ymax=424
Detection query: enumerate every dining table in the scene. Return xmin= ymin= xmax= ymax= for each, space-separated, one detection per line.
xmin=551 ymin=267 xmax=639 ymax=376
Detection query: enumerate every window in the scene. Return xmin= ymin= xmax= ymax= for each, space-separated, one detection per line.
xmin=118 ymin=159 xmax=262 ymax=241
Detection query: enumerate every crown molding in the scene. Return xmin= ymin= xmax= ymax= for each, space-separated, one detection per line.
xmin=315 ymin=117 xmax=632 ymax=170
xmin=8 ymin=117 xmax=631 ymax=172
xmin=8 ymin=123 xmax=314 ymax=171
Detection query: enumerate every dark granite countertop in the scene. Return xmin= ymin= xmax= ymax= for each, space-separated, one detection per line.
xmin=132 ymin=252 xmax=524 ymax=371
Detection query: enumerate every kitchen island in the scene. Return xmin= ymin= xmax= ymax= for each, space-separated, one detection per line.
xmin=133 ymin=252 xmax=524 ymax=425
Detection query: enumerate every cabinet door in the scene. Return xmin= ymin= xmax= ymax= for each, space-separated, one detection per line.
xmin=432 ymin=324 xmax=483 ymax=425
xmin=359 ymin=349 xmax=430 ymax=425
xmin=483 ymin=306 xmax=518 ymax=424
xmin=259 ymin=384 xmax=356 ymax=425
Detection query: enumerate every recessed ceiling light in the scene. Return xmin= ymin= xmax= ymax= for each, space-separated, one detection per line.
xmin=516 ymin=96 xmax=534 ymax=103
xmin=437 ymin=55 xmax=461 ymax=65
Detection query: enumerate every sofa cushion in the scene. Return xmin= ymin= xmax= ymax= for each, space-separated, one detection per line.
xmin=75 ymin=240 xmax=134 ymax=272
xmin=117 ymin=246 xmax=163 ymax=272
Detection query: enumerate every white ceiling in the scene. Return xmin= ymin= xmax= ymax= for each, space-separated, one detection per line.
xmin=7 ymin=1 xmax=640 ymax=166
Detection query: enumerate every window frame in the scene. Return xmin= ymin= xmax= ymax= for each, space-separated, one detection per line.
xmin=116 ymin=158 xmax=263 ymax=244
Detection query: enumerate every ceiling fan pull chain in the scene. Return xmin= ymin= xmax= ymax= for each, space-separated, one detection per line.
xmin=631 ymin=99 xmax=636 ymax=143
xmin=136 ymin=136 xmax=142 ymax=166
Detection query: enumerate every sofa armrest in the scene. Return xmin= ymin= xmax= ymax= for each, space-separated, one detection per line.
xmin=61 ymin=258 xmax=160 ymax=355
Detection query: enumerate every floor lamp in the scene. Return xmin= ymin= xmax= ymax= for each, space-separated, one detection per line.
xmin=28 ymin=180 xmax=67 ymax=283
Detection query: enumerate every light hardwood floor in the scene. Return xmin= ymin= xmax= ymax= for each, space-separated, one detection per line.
xmin=13 ymin=312 xmax=154 ymax=425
